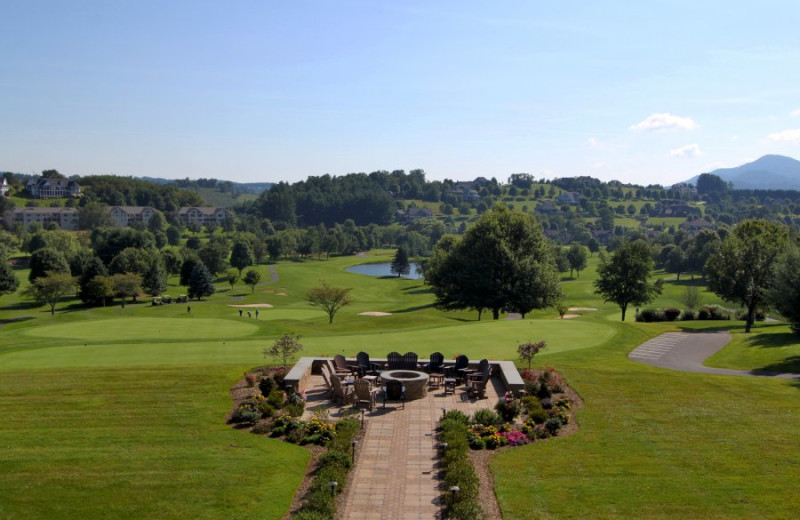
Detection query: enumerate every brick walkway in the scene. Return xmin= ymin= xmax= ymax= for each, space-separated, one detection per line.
xmin=304 ymin=375 xmax=504 ymax=520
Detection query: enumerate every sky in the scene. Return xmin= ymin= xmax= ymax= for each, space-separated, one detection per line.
xmin=3 ymin=1 xmax=800 ymax=186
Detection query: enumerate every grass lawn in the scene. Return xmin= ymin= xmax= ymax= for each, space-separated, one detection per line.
xmin=704 ymin=321 xmax=800 ymax=373
xmin=1 ymin=249 xmax=799 ymax=518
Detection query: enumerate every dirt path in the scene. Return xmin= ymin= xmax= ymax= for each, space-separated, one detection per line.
xmin=629 ymin=331 xmax=800 ymax=379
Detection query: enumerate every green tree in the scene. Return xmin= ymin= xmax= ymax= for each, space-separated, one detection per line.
xmin=594 ymin=240 xmax=663 ymax=321
xmin=706 ymin=219 xmax=786 ymax=332
xmin=390 ymin=247 xmax=411 ymax=277
xmin=198 ymin=239 xmax=229 ymax=275
xmin=83 ymin=275 xmax=114 ymax=307
xmin=112 ymin=272 xmax=142 ymax=308
xmin=263 ymin=333 xmax=304 ymax=368
xmin=188 ymin=262 xmax=216 ymax=300
xmin=425 ymin=207 xmax=562 ymax=320
xmin=28 ymin=247 xmax=70 ymax=282
xmin=165 ymin=225 xmax=182 ymax=246
xmin=78 ymin=255 xmax=109 ymax=304
xmin=665 ymin=246 xmax=687 ymax=281
xmin=25 ymin=271 xmax=75 ymax=315
xmin=243 ymin=269 xmax=261 ymax=294
xmin=147 ymin=211 xmax=166 ymax=233
xmin=306 ymin=281 xmax=352 ymax=324
xmin=0 ymin=261 xmax=20 ymax=298
xmin=142 ymin=257 xmax=167 ymax=296
xmin=227 ymin=271 xmax=239 ymax=290
xmin=566 ymin=244 xmax=588 ymax=278
xmin=769 ymin=245 xmax=800 ymax=334
xmin=230 ymin=241 xmax=254 ymax=276
xmin=78 ymin=201 xmax=114 ymax=230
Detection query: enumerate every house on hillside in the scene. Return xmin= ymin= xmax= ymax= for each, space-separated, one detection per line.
xmin=25 ymin=176 xmax=81 ymax=199
xmin=656 ymin=204 xmax=701 ymax=218
xmin=0 ymin=177 xmax=9 ymax=197
xmin=109 ymin=206 xmax=157 ymax=227
xmin=174 ymin=207 xmax=234 ymax=228
xmin=679 ymin=218 xmax=714 ymax=236
xmin=6 ymin=207 xmax=79 ymax=230
xmin=397 ymin=207 xmax=434 ymax=222
xmin=555 ymin=191 xmax=583 ymax=205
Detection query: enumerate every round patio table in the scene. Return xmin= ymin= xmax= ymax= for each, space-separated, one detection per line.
xmin=380 ymin=370 xmax=429 ymax=400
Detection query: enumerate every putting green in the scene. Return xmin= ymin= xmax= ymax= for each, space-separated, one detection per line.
xmin=24 ymin=317 xmax=260 ymax=341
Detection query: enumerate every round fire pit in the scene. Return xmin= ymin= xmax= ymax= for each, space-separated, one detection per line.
xmin=381 ymin=370 xmax=429 ymax=400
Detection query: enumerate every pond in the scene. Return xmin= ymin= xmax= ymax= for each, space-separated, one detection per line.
xmin=345 ymin=262 xmax=424 ymax=279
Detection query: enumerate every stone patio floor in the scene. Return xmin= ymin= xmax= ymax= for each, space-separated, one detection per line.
xmin=302 ymin=374 xmax=505 ymax=520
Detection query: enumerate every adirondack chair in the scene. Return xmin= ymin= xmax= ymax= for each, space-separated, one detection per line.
xmin=353 ymin=379 xmax=380 ymax=410
xmin=401 ymin=351 xmax=419 ymax=370
xmin=333 ymin=354 xmax=356 ymax=375
xmin=467 ymin=359 xmax=491 ymax=399
xmin=446 ymin=354 xmax=469 ymax=382
xmin=330 ymin=371 xmax=354 ymax=405
xmin=381 ymin=380 xmax=406 ymax=409
xmin=423 ymin=352 xmax=444 ymax=374
xmin=356 ymin=351 xmax=380 ymax=377
xmin=386 ymin=351 xmax=402 ymax=370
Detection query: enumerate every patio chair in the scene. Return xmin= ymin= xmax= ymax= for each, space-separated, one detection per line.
xmin=330 ymin=371 xmax=354 ymax=405
xmin=386 ymin=351 xmax=402 ymax=370
xmin=466 ymin=358 xmax=490 ymax=382
xmin=356 ymin=351 xmax=381 ymax=377
xmin=446 ymin=354 xmax=469 ymax=383
xmin=423 ymin=352 xmax=444 ymax=374
xmin=381 ymin=380 xmax=406 ymax=409
xmin=353 ymin=379 xmax=380 ymax=411
xmin=401 ymin=352 xmax=419 ymax=370
xmin=319 ymin=364 xmax=335 ymax=398
xmin=467 ymin=359 xmax=491 ymax=399
xmin=333 ymin=354 xmax=356 ymax=375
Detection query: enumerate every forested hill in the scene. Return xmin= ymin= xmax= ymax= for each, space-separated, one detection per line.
xmin=78 ymin=176 xmax=205 ymax=211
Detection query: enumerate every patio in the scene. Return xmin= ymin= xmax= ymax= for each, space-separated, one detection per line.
xmin=298 ymin=365 xmax=506 ymax=520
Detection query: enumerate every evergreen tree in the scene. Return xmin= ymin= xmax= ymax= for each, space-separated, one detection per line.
xmin=142 ymin=258 xmax=167 ymax=296
xmin=390 ymin=247 xmax=411 ymax=277
xmin=188 ymin=262 xmax=216 ymax=300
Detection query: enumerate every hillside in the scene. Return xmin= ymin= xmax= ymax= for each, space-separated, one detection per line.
xmin=685 ymin=155 xmax=800 ymax=190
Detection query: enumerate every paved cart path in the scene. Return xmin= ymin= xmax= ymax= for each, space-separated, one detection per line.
xmin=629 ymin=331 xmax=800 ymax=379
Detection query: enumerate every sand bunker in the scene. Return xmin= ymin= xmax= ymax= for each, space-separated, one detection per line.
xmin=228 ymin=303 xmax=274 ymax=308
xmin=276 ymin=292 xmax=288 ymax=296
xmin=568 ymin=307 xmax=597 ymax=311
xmin=560 ymin=314 xmax=581 ymax=319
xmin=358 ymin=311 xmax=393 ymax=317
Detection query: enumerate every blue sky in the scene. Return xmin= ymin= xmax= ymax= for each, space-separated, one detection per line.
xmin=3 ymin=1 xmax=800 ymax=186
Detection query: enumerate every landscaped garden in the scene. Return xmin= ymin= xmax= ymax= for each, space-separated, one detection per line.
xmin=1 ymin=250 xmax=799 ymax=518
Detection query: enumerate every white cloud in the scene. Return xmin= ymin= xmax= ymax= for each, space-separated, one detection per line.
xmin=670 ymin=144 xmax=702 ymax=158
xmin=767 ymin=128 xmax=800 ymax=144
xmin=586 ymin=137 xmax=600 ymax=149
xmin=791 ymin=109 xmax=800 ymax=117
xmin=630 ymin=113 xmax=697 ymax=132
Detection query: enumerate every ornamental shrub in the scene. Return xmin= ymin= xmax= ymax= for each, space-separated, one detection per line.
xmin=663 ymin=308 xmax=681 ymax=321
xmin=259 ymin=376 xmax=276 ymax=396
xmin=473 ymin=409 xmax=501 ymax=426
xmin=680 ymin=309 xmax=696 ymax=321
xmin=544 ymin=417 xmax=563 ymax=436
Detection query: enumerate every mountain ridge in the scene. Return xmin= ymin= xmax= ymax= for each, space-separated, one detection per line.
xmin=684 ymin=155 xmax=800 ymax=190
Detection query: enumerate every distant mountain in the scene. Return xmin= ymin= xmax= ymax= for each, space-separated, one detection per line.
xmin=137 ymin=176 xmax=272 ymax=194
xmin=684 ymin=155 xmax=800 ymax=190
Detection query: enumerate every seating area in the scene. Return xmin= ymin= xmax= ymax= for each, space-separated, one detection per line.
xmin=291 ymin=352 xmax=510 ymax=518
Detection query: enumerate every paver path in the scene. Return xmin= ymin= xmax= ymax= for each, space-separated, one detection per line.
xmin=629 ymin=331 xmax=800 ymax=379
xmin=304 ymin=375 xmax=503 ymax=520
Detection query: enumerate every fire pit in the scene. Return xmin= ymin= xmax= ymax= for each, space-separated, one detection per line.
xmin=380 ymin=370 xmax=429 ymax=400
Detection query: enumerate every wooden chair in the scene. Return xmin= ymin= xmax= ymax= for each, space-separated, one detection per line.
xmin=467 ymin=359 xmax=491 ymax=399
xmin=381 ymin=380 xmax=406 ymax=409
xmin=330 ymin=371 xmax=354 ymax=405
xmin=333 ymin=354 xmax=355 ymax=375
xmin=423 ymin=352 xmax=444 ymax=374
xmin=353 ymin=379 xmax=380 ymax=410
xmin=401 ymin=351 xmax=419 ymax=370
xmin=446 ymin=354 xmax=469 ymax=383
xmin=386 ymin=351 xmax=402 ymax=370
xmin=319 ymin=364 xmax=335 ymax=398
xmin=356 ymin=351 xmax=381 ymax=377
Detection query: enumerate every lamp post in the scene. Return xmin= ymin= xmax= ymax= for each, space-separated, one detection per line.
xmin=329 ymin=481 xmax=338 ymax=497
xmin=449 ymin=485 xmax=460 ymax=507
xmin=441 ymin=407 xmax=447 ymax=418
xmin=360 ymin=408 xmax=366 ymax=429
xmin=351 ymin=439 xmax=358 ymax=461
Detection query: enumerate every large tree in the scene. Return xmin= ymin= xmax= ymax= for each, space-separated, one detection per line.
xmin=230 ymin=241 xmax=254 ymax=277
xmin=706 ymin=219 xmax=786 ymax=332
xmin=594 ymin=239 xmax=663 ymax=321
xmin=566 ymin=244 xmax=588 ymax=278
xmin=0 ymin=261 xmax=20 ymax=299
xmin=243 ymin=268 xmax=261 ymax=294
xmin=306 ymin=281 xmax=352 ymax=324
xmin=425 ymin=207 xmax=562 ymax=320
xmin=28 ymin=247 xmax=70 ymax=282
xmin=769 ymin=245 xmax=800 ymax=334
xmin=390 ymin=247 xmax=410 ymax=277
xmin=187 ymin=262 xmax=216 ymax=300
xmin=26 ymin=271 xmax=76 ymax=315
xmin=111 ymin=272 xmax=142 ymax=307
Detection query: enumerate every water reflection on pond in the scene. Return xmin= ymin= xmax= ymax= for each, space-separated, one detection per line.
xmin=345 ymin=262 xmax=423 ymax=279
